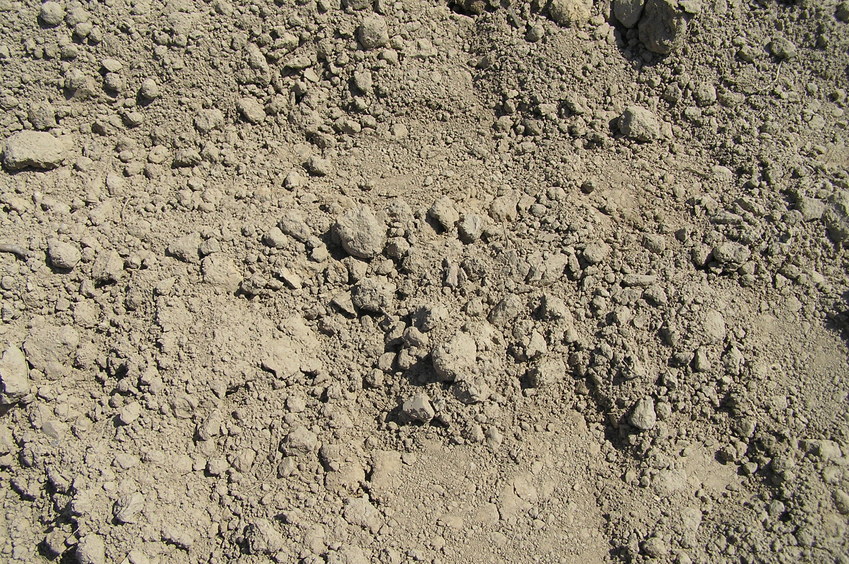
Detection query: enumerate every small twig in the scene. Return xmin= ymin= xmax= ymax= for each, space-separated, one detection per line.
xmin=0 ymin=243 xmax=29 ymax=259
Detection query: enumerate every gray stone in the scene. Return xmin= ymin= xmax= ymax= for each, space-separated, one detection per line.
xmin=488 ymin=295 xmax=523 ymax=325
xmin=139 ymin=78 xmax=160 ymax=100
xmin=113 ymin=492 xmax=145 ymax=524
xmin=451 ymin=375 xmax=491 ymax=404
xmin=459 ymin=214 xmax=485 ymax=243
xmin=629 ymin=397 xmax=657 ymax=430
xmin=3 ymin=131 xmax=73 ymax=170
xmin=711 ymin=242 xmax=750 ymax=268
xmin=244 ymin=518 xmax=285 ymax=555
xmin=583 ymin=241 xmax=611 ymax=265
xmin=769 ymin=37 xmax=797 ymax=60
xmin=526 ymin=357 xmax=566 ymax=388
xmin=351 ymin=277 xmax=395 ymax=314
xmin=91 ymin=251 xmax=124 ymax=284
xmin=638 ymin=0 xmax=687 ymax=55
xmin=23 ymin=323 xmax=79 ymax=374
xmin=278 ymin=210 xmax=312 ymax=242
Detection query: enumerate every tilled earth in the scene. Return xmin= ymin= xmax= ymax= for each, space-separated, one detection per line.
xmin=1 ymin=0 xmax=849 ymax=562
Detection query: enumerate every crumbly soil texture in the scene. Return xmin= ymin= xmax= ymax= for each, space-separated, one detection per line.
xmin=1 ymin=0 xmax=849 ymax=562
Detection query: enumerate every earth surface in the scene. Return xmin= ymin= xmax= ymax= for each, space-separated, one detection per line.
xmin=1 ymin=0 xmax=849 ymax=562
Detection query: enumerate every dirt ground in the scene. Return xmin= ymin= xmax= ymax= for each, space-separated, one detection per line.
xmin=1 ymin=0 xmax=848 ymax=562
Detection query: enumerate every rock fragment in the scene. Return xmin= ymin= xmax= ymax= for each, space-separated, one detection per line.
xmin=358 ymin=16 xmax=389 ymax=49
xmin=47 ymin=239 xmax=81 ymax=270
xmin=459 ymin=214 xmax=484 ymax=243
xmin=838 ymin=2 xmax=849 ymax=22
xmin=138 ymin=78 xmax=160 ymax=101
xmin=526 ymin=357 xmax=566 ymax=388
xmin=0 ymin=345 xmax=30 ymax=404
xmin=278 ymin=210 xmax=312 ymax=242
xmin=619 ymin=106 xmax=661 ymax=142
xmin=428 ymin=196 xmax=460 ymax=231
xmin=432 ymin=332 xmax=476 ymax=382
xmin=113 ymin=492 xmax=145 ymax=524
xmin=3 ymin=131 xmax=73 ymax=171
xmin=237 ymin=97 xmax=266 ymax=123
xmin=118 ymin=402 xmax=142 ymax=425
xmin=614 ymin=0 xmax=644 ymax=28
xmin=91 ymin=250 xmax=124 ymax=284
xmin=167 ymin=233 xmax=201 ymax=263
xmin=23 ymin=323 xmax=79 ymax=375
xmin=488 ymin=295 xmax=523 ymax=325
xmin=452 ymin=375 xmax=491 ymax=404
xmin=194 ymin=108 xmax=225 ymax=133
xmin=335 ymin=205 xmax=386 ymax=259
xmin=711 ymin=242 xmax=750 ymax=268
xmin=344 ymin=497 xmax=383 ymax=533
xmin=76 ymin=534 xmax=106 ymax=564
xmin=201 ymin=254 xmax=243 ymax=293
xmin=39 ymin=2 xmax=65 ymax=26
xmin=629 ymin=397 xmax=657 ymax=430
xmin=400 ymin=393 xmax=435 ymax=424
xmin=281 ymin=426 xmax=318 ymax=456
xmin=244 ymin=519 xmax=285 ymax=555
xmin=638 ymin=0 xmax=687 ymax=54
xmin=548 ymin=0 xmax=591 ymax=26
xmin=769 ymin=37 xmax=797 ymax=60
xmin=351 ymin=277 xmax=395 ymax=314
